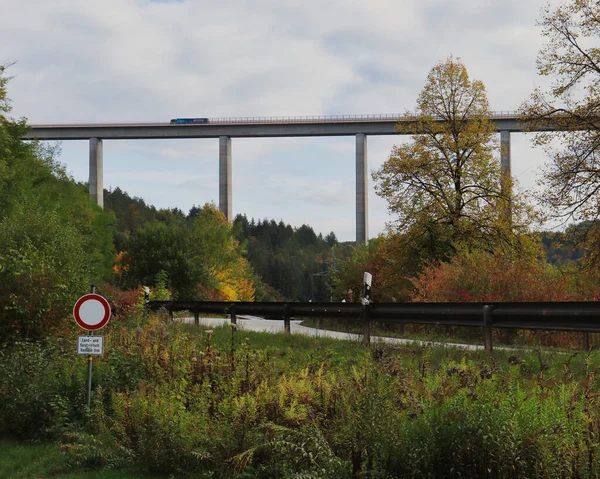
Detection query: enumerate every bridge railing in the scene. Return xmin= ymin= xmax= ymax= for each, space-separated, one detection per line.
xmin=146 ymin=300 xmax=600 ymax=352
xmin=205 ymin=111 xmax=521 ymax=125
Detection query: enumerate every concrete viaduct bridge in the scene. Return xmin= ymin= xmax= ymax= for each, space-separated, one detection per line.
xmin=24 ymin=112 xmax=525 ymax=244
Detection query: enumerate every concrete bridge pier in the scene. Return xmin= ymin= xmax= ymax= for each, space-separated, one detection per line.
xmin=219 ymin=136 xmax=232 ymax=221
xmin=89 ymin=138 xmax=104 ymax=208
xmin=500 ymin=130 xmax=511 ymax=178
xmin=500 ymin=130 xmax=512 ymax=221
xmin=356 ymin=133 xmax=368 ymax=245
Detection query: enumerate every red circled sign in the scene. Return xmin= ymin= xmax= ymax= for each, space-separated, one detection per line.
xmin=73 ymin=294 xmax=111 ymax=331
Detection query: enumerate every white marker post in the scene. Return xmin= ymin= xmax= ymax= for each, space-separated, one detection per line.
xmin=361 ymin=272 xmax=372 ymax=345
xmin=73 ymin=288 xmax=111 ymax=408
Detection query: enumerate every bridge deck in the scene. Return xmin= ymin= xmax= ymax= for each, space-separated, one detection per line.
xmin=24 ymin=113 xmax=529 ymax=140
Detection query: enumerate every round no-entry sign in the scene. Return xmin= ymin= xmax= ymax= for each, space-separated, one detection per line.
xmin=73 ymin=294 xmax=111 ymax=331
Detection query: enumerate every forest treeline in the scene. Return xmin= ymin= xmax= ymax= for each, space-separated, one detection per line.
xmin=104 ymin=185 xmax=353 ymax=302
xmin=102 ymin=186 xmax=599 ymax=302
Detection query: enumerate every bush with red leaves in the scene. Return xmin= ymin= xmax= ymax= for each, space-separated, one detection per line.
xmin=98 ymin=284 xmax=142 ymax=319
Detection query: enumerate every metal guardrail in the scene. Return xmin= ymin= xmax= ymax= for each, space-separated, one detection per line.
xmin=146 ymin=300 xmax=600 ymax=352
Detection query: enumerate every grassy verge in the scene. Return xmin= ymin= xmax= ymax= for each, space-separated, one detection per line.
xmin=0 ymin=438 xmax=153 ymax=478
xmin=299 ymin=316 xmax=597 ymax=350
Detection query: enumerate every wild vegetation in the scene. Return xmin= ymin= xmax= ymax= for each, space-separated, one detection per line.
xmin=4 ymin=316 xmax=600 ymax=478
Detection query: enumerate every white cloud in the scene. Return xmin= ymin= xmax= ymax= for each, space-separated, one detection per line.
xmin=0 ymin=0 xmax=557 ymax=240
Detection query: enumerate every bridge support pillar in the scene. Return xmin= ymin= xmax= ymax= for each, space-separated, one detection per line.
xmin=89 ymin=138 xmax=104 ymax=208
xmin=356 ymin=134 xmax=368 ymax=245
xmin=500 ymin=130 xmax=512 ymax=224
xmin=219 ymin=136 xmax=232 ymax=221
xmin=500 ymin=130 xmax=511 ymax=180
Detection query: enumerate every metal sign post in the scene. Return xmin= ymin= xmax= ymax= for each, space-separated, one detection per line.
xmin=87 ymin=286 xmax=94 ymax=408
xmin=73 ymin=286 xmax=111 ymax=408
xmin=87 ymin=328 xmax=92 ymax=408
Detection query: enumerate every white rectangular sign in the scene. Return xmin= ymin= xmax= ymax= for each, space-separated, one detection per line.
xmin=78 ymin=335 xmax=104 ymax=355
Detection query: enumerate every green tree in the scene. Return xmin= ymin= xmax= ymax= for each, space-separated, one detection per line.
xmin=118 ymin=219 xmax=203 ymax=299
xmin=233 ymin=215 xmax=336 ymax=301
xmin=374 ymin=57 xmax=532 ymax=260
xmin=0 ymin=202 xmax=91 ymax=339
xmin=0 ymin=65 xmax=116 ymax=339
xmin=119 ymin=204 xmax=256 ymax=300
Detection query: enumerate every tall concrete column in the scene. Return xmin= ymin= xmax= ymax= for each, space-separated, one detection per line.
xmin=500 ymin=130 xmax=511 ymax=177
xmin=89 ymin=138 xmax=103 ymax=208
xmin=356 ymin=134 xmax=368 ymax=245
xmin=500 ymin=130 xmax=512 ymax=223
xmin=219 ymin=136 xmax=232 ymax=221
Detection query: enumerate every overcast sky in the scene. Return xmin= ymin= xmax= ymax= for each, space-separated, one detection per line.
xmin=1 ymin=0 xmax=555 ymax=241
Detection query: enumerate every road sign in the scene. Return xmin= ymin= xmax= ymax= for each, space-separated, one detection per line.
xmin=78 ymin=335 xmax=104 ymax=355
xmin=73 ymin=294 xmax=111 ymax=331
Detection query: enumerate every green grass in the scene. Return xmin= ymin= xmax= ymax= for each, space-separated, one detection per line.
xmin=173 ymin=319 xmax=600 ymax=381
xmin=0 ymin=438 xmax=155 ymax=478
xmin=181 ymin=320 xmax=600 ymax=383
xmin=178 ymin=321 xmax=368 ymax=369
xmin=299 ymin=317 xmax=487 ymax=343
xmin=299 ymin=317 xmax=597 ymax=350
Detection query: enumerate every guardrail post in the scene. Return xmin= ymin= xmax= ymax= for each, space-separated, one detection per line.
xmin=398 ymin=323 xmax=405 ymax=336
xmin=584 ymin=332 xmax=590 ymax=351
xmin=194 ymin=309 xmax=199 ymax=326
xmin=169 ymin=309 xmax=174 ymax=322
xmin=362 ymin=304 xmax=371 ymax=345
xmin=283 ymin=303 xmax=291 ymax=335
xmin=230 ymin=305 xmax=237 ymax=326
xmin=483 ymin=305 xmax=493 ymax=354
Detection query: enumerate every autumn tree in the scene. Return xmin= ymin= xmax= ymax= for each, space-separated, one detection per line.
xmin=521 ymin=0 xmax=600 ymax=263
xmin=374 ymin=57 xmax=531 ymax=261
xmin=409 ymin=247 xmax=572 ymax=303
xmin=190 ymin=205 xmax=255 ymax=301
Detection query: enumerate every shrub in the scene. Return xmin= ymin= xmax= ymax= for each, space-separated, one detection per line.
xmin=410 ymin=248 xmax=572 ymax=302
xmin=98 ymin=284 xmax=143 ymax=320
xmin=0 ymin=338 xmax=86 ymax=438
xmin=0 ymin=204 xmax=92 ymax=341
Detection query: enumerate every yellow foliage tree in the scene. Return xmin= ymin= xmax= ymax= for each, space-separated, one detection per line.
xmin=191 ymin=204 xmax=256 ymax=301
